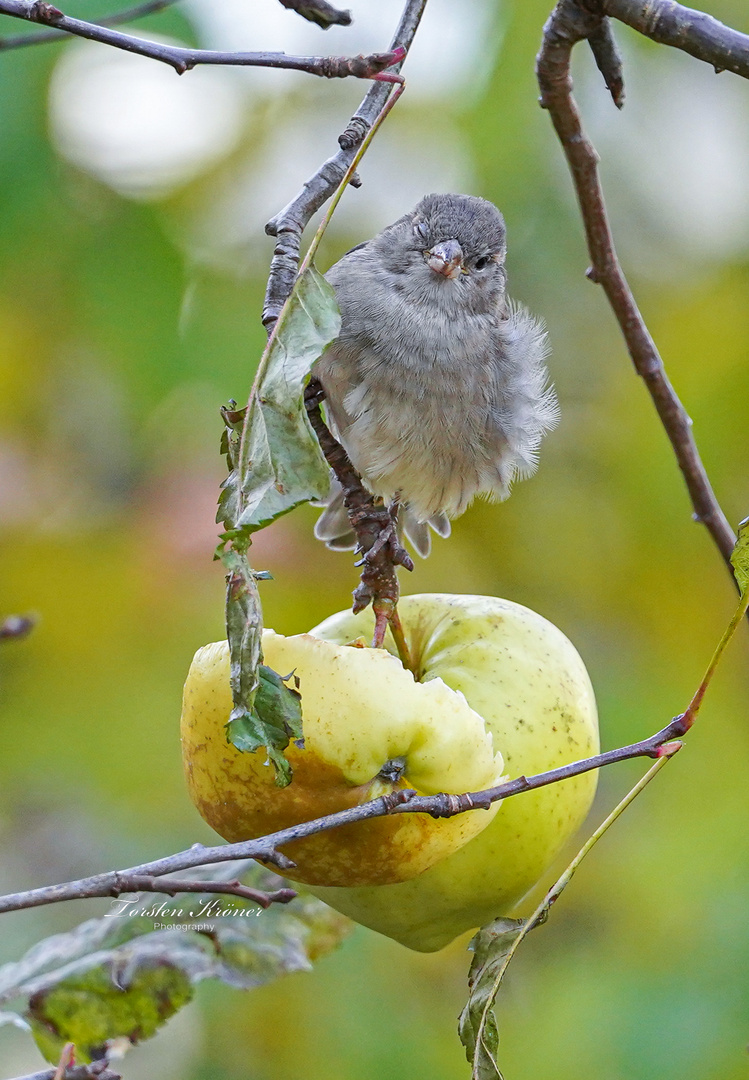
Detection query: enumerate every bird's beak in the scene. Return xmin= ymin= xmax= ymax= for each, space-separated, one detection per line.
xmin=425 ymin=239 xmax=463 ymax=280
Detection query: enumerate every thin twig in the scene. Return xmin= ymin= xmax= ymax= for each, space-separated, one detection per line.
xmin=386 ymin=603 xmax=414 ymax=672
xmin=536 ymin=0 xmax=738 ymax=583
xmin=0 ymin=0 xmax=177 ymax=50
xmin=468 ymin=749 xmax=679 ymax=1077
xmin=0 ymin=1 xmax=403 ymax=78
xmin=531 ymin=749 xmax=679 ymax=923
xmin=109 ymin=874 xmax=296 ymax=908
xmin=262 ymin=0 xmax=428 ymax=327
xmin=0 ymin=712 xmax=688 ymax=917
xmin=681 ymin=584 xmax=749 ymax=726
xmin=587 ymin=17 xmax=624 ymax=106
xmin=52 ymin=1046 xmax=75 ymax=1080
xmin=0 ymin=868 xmax=297 ymax=917
xmin=278 ymin=0 xmax=351 ymax=30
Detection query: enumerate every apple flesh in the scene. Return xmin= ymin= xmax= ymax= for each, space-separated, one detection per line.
xmin=181 ymin=631 xmax=505 ymax=888
xmin=306 ymin=593 xmax=599 ymax=952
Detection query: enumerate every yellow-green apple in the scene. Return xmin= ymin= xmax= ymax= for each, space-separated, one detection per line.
xmin=181 ymin=630 xmax=505 ymax=887
xmin=306 ymin=593 xmax=599 ymax=951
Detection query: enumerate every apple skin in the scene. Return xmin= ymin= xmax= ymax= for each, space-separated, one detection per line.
xmin=306 ymin=593 xmax=599 ymax=952
xmin=181 ymin=630 xmax=505 ymax=888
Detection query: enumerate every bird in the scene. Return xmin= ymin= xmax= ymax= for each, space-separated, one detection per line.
xmin=312 ymin=192 xmax=559 ymax=558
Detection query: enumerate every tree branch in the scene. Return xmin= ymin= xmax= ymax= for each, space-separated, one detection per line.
xmin=587 ymin=17 xmax=624 ymax=107
xmin=278 ymin=0 xmax=352 ymax=30
xmin=603 ymin=0 xmax=749 ymax=78
xmin=0 ymin=1 xmax=404 ymax=78
xmin=262 ymin=0 xmax=428 ymax=328
xmin=0 ymin=712 xmax=688 ymax=918
xmin=536 ymin=0 xmax=739 ymax=582
xmin=0 ymin=869 xmax=297 ymax=915
xmin=0 ymin=0 xmax=177 ymax=51
xmin=100 ymin=873 xmax=296 ymax=908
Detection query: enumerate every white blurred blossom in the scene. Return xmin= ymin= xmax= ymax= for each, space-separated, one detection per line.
xmin=48 ymin=1 xmax=495 ymax=204
xmin=49 ymin=36 xmax=246 ymax=198
xmin=577 ymin=39 xmax=749 ymax=268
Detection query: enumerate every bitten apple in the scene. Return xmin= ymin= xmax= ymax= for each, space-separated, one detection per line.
xmin=181 ymin=631 xmax=505 ymax=888
xmin=306 ymin=593 xmax=599 ymax=951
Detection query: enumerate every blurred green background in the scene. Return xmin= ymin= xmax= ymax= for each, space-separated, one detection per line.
xmin=1 ymin=0 xmax=748 ymax=1076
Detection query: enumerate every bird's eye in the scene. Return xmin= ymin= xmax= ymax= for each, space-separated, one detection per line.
xmin=413 ymin=221 xmax=429 ymax=244
xmin=474 ymin=254 xmax=494 ymax=271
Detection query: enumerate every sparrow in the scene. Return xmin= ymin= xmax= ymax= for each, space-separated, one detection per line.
xmin=313 ymin=192 xmax=558 ymax=557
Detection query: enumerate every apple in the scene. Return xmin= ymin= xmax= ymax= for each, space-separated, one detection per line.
xmin=305 ymin=593 xmax=599 ymax=952
xmin=181 ymin=631 xmax=505 ymax=888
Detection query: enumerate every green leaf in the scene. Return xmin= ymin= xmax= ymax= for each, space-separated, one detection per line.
xmin=223 ymin=548 xmax=264 ymax=720
xmin=203 ymin=877 xmax=351 ymax=990
xmin=221 ymin=549 xmax=302 ymax=786
xmin=730 ymin=515 xmax=749 ymax=595
xmin=28 ymin=955 xmax=193 ymax=1064
xmin=216 ymin=402 xmax=247 ymax=548
xmin=0 ymin=864 xmax=351 ymax=1065
xmin=226 ymin=664 xmax=304 ymax=786
xmin=255 ymin=665 xmax=302 ymax=735
xmin=458 ymin=917 xmax=526 ymax=1080
xmin=218 ymin=264 xmax=339 ymax=537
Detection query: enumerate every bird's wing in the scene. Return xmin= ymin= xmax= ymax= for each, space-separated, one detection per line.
xmin=324 ymin=240 xmax=371 ymax=287
xmin=485 ymin=302 xmax=558 ymax=484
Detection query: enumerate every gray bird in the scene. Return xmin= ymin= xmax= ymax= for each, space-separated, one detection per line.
xmin=313 ymin=192 xmax=559 ymax=558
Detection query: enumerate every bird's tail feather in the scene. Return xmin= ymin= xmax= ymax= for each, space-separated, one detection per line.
xmin=313 ymin=479 xmax=450 ymax=559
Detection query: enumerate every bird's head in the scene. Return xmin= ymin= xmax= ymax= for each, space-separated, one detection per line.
xmin=374 ymin=192 xmax=508 ymax=314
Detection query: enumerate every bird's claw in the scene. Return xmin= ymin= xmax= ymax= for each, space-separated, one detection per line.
xmin=364 ymin=517 xmax=396 ymax=561
xmin=360 ymin=516 xmax=413 ymax=572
